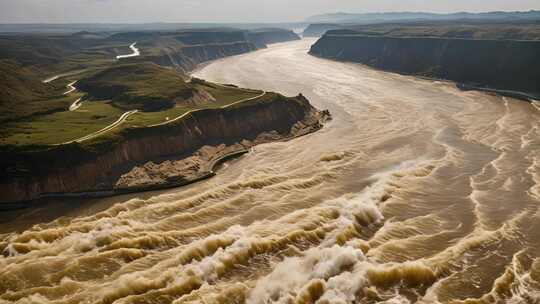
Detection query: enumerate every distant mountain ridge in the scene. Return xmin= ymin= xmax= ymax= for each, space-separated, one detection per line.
xmin=307 ymin=10 xmax=540 ymax=24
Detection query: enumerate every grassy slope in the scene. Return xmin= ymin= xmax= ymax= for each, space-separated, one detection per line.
xmin=0 ymin=29 xmax=256 ymax=122
xmin=0 ymin=29 xmax=284 ymax=149
xmin=1 ymin=63 xmax=262 ymax=147
xmin=0 ymin=34 xmax=136 ymax=123
xmin=0 ymin=102 xmax=124 ymax=146
xmin=0 ymin=60 xmax=75 ymax=123
xmin=124 ymin=80 xmax=262 ymax=127
xmin=77 ymin=62 xmax=195 ymax=111
xmin=75 ymin=91 xmax=300 ymax=154
xmin=0 ymin=34 xmax=123 ymax=74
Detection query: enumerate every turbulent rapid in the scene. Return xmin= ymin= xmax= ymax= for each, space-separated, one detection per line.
xmin=1 ymin=39 xmax=540 ymax=303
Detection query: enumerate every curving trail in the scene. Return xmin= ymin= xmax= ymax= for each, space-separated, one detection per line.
xmin=116 ymin=42 xmax=140 ymax=60
xmin=42 ymin=75 xmax=60 ymax=83
xmin=63 ymin=81 xmax=77 ymax=95
xmin=1 ymin=39 xmax=539 ymax=304
xmin=68 ymin=97 xmax=82 ymax=111
xmin=148 ymin=91 xmax=266 ymax=127
xmin=63 ymin=81 xmax=85 ymax=111
xmin=55 ymin=110 xmax=138 ymax=145
xmin=41 ymin=69 xmax=88 ymax=83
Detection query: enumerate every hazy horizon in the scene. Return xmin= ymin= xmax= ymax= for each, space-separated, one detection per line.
xmin=1 ymin=0 xmax=540 ymax=24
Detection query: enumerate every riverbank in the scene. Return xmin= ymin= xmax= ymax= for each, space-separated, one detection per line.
xmin=455 ymin=83 xmax=540 ymax=102
xmin=0 ymin=108 xmax=329 ymax=209
xmin=310 ymin=32 xmax=540 ymax=101
xmin=405 ymin=75 xmax=539 ymax=102
xmin=310 ymin=51 xmax=539 ymax=103
xmin=0 ymin=93 xmax=330 ymax=207
xmin=0 ymin=149 xmax=244 ymax=211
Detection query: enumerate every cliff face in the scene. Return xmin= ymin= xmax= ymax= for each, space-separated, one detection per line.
xmin=145 ymin=41 xmax=257 ymax=73
xmin=147 ymin=29 xmax=300 ymax=72
xmin=178 ymin=42 xmax=257 ymax=70
xmin=338 ymin=23 xmax=540 ymax=40
xmin=0 ymin=28 xmax=320 ymax=206
xmin=0 ymin=95 xmax=326 ymax=204
xmin=310 ymin=32 xmax=540 ymax=97
xmin=246 ymin=29 xmax=301 ymax=48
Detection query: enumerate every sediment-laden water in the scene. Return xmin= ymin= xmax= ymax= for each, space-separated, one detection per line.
xmin=1 ymin=39 xmax=539 ymax=303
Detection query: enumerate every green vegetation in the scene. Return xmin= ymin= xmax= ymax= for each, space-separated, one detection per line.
xmin=77 ymin=63 xmax=262 ymax=126
xmin=1 ymin=62 xmax=263 ymax=148
xmin=78 ymin=63 xmax=193 ymax=111
xmin=0 ymin=34 xmax=138 ymax=123
xmin=191 ymin=78 xmax=262 ymax=103
xmin=0 ymin=102 xmax=124 ymax=146
xmin=0 ymin=34 xmax=124 ymax=75
xmin=0 ymin=60 xmax=74 ymax=123
xmin=0 ymin=28 xmax=299 ymax=151
xmin=77 ymin=91 xmax=294 ymax=153
xmin=123 ymin=84 xmax=262 ymax=128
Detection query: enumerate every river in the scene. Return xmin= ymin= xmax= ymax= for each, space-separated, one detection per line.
xmin=1 ymin=38 xmax=539 ymax=303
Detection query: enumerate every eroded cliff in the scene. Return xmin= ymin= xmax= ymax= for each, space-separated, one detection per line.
xmin=246 ymin=29 xmax=301 ymax=48
xmin=0 ymin=94 xmax=329 ymax=204
xmin=310 ymin=31 xmax=540 ymax=99
xmin=147 ymin=41 xmax=258 ymax=72
xmin=133 ymin=29 xmax=300 ymax=72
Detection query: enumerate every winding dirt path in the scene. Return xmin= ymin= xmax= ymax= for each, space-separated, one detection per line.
xmin=68 ymin=98 xmax=83 ymax=111
xmin=55 ymin=110 xmax=139 ymax=145
xmin=148 ymin=91 xmax=266 ymax=127
xmin=42 ymin=69 xmax=88 ymax=83
xmin=63 ymin=81 xmax=77 ymax=95
xmin=116 ymin=42 xmax=140 ymax=60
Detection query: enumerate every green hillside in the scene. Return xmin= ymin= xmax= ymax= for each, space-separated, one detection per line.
xmin=1 ymin=62 xmax=262 ymax=148
xmin=77 ymin=63 xmax=194 ymax=111
xmin=0 ymin=60 xmax=73 ymax=123
xmin=0 ymin=28 xmax=292 ymax=149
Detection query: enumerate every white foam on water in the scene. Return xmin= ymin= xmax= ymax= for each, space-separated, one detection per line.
xmin=532 ymin=100 xmax=540 ymax=112
xmin=247 ymin=245 xmax=366 ymax=303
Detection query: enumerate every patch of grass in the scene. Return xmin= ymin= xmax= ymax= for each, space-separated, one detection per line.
xmin=0 ymin=60 xmax=71 ymax=122
xmin=1 ymin=66 xmax=264 ymax=148
xmin=124 ymin=106 xmax=195 ymax=127
xmin=0 ymin=101 xmax=124 ymax=146
xmin=0 ymin=31 xmax=275 ymax=150
xmin=0 ymin=36 xmax=125 ymax=123
xmin=122 ymin=80 xmax=262 ymax=127
xmin=192 ymin=79 xmax=262 ymax=103
xmin=77 ymin=62 xmax=195 ymax=111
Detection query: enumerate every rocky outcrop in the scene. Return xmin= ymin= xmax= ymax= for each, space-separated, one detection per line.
xmin=310 ymin=31 xmax=540 ymax=99
xmin=0 ymin=94 xmax=330 ymax=205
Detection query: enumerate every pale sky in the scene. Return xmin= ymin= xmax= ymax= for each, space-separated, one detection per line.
xmin=1 ymin=0 xmax=539 ymax=23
